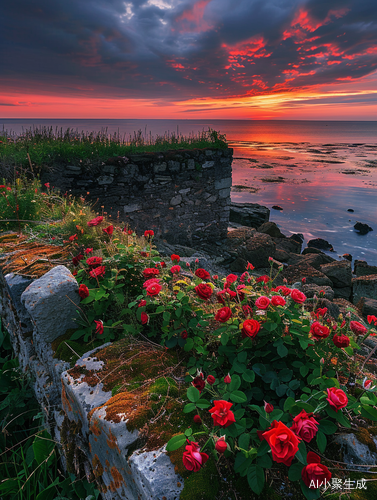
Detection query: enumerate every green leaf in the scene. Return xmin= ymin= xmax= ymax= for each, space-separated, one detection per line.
xmin=243 ymin=369 xmax=255 ymax=383
xmin=284 ymin=397 xmax=296 ymax=412
xmin=33 ymin=433 xmax=55 ymax=465
xmin=238 ymin=351 xmax=248 ymax=363
xmin=288 ymin=462 xmax=304 ymax=481
xmin=187 ymin=386 xmax=200 ymax=403
xmin=318 ymin=419 xmax=338 ymax=435
xmin=183 ymin=403 xmax=196 ymax=413
xmin=268 ymin=409 xmax=284 ymax=421
xmin=229 ymin=374 xmax=241 ymax=392
xmin=238 ymin=433 xmax=250 ymax=450
xmin=256 ymin=454 xmax=272 ymax=468
xmin=233 ymin=360 xmax=246 ymax=373
xmin=184 ymin=338 xmax=194 ymax=351
xmin=264 ymin=322 xmax=278 ymax=332
xmin=196 ymin=399 xmax=211 ymax=409
xmin=257 ymin=440 xmax=270 ymax=456
xmin=295 ymin=441 xmax=307 ymax=465
xmin=316 ymin=431 xmax=327 ymax=453
xmin=276 ymin=384 xmax=288 ymax=397
xmin=361 ymin=405 xmax=377 ymax=421
xmin=166 ymin=434 xmax=187 ymax=452
xmin=247 ymin=465 xmax=265 ymax=495
xmin=36 ymin=478 xmax=61 ymax=500
xmin=279 ymin=368 xmax=293 ymax=382
xmin=300 ymin=480 xmax=321 ymax=500
xmin=289 ymin=379 xmax=301 ymax=391
xmin=277 ymin=343 xmax=288 ymax=357
xmin=221 ymin=333 xmax=229 ymax=346
xmin=230 ymin=391 xmax=248 ymax=403
xmin=300 ymin=365 xmax=310 ymax=377
xmin=163 ymin=311 xmax=171 ymax=322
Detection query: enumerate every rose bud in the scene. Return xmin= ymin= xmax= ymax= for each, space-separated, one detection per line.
xmin=193 ymin=415 xmax=202 ymax=424
xmin=207 ymin=375 xmax=216 ymax=385
xmin=264 ymin=401 xmax=274 ymax=414
xmin=215 ymin=436 xmax=227 ymax=453
xmin=224 ymin=373 xmax=231 ymax=384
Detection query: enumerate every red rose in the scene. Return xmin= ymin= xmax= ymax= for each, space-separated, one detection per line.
xmin=209 ymin=400 xmax=236 ymax=428
xmin=72 ymin=254 xmax=84 ymax=266
xmin=171 ymin=254 xmax=180 ymax=263
xmin=144 ymin=230 xmax=154 ymax=238
xmin=316 ymin=307 xmax=328 ymax=317
xmin=310 ymin=321 xmax=330 ymax=340
xmin=236 ymin=284 xmax=246 ymax=301
xmin=87 ymin=216 xmax=103 ymax=227
xmin=290 ymin=410 xmax=319 ymax=443
xmin=301 ymin=452 xmax=332 ymax=489
xmin=141 ymin=312 xmax=149 ymax=325
xmin=181 ymin=330 xmax=188 ymax=339
xmin=192 ymin=376 xmax=206 ymax=393
xmin=193 ymin=415 xmax=202 ymax=424
xmin=255 ymin=296 xmax=270 ymax=310
xmin=242 ymin=305 xmax=253 ymax=318
xmin=86 ymin=256 xmax=103 ymax=267
xmin=69 ymin=234 xmax=78 ymax=242
xmin=256 ymin=275 xmax=270 ymax=284
xmin=274 ymin=285 xmax=291 ymax=296
xmin=350 ymin=321 xmax=368 ymax=336
xmin=138 ymin=300 xmax=147 ymax=307
xmin=333 ymin=334 xmax=350 ymax=348
xmin=215 ymin=307 xmax=232 ymax=323
xmin=271 ymin=295 xmax=286 ymax=306
xmin=291 ymin=289 xmax=306 ymax=303
xmin=195 ymin=283 xmax=213 ymax=301
xmin=89 ymin=266 xmax=106 ymax=278
xmin=195 ymin=268 xmax=211 ymax=280
xmin=326 ymin=387 xmax=348 ymax=412
xmin=367 ymin=315 xmax=377 ymax=326
xmin=225 ymin=274 xmax=238 ymax=287
xmin=182 ymin=440 xmax=209 ymax=472
xmin=224 ymin=374 xmax=231 ymax=384
xmin=246 ymin=262 xmax=255 ymax=270
xmin=146 ymin=283 xmax=162 ymax=297
xmin=78 ymin=284 xmax=89 ymax=299
xmin=241 ymin=319 xmax=260 ymax=339
xmin=143 ymin=278 xmax=160 ymax=288
xmin=207 ymin=375 xmax=216 ymax=385
xmin=102 ymin=225 xmax=113 ymax=236
xmin=85 ymin=248 xmax=93 ymax=255
xmin=262 ymin=420 xmax=301 ymax=466
xmin=264 ymin=401 xmax=274 ymax=413
xmin=215 ymin=437 xmax=227 ymax=453
xmin=170 ymin=265 xmax=181 ymax=274
xmin=94 ymin=320 xmax=104 ymax=335
xmin=143 ymin=268 xmax=160 ymax=279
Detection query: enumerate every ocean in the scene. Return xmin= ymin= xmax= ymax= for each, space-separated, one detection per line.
xmin=1 ymin=119 xmax=377 ymax=266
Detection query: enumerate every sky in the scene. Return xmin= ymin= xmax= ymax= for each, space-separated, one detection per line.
xmin=1 ymin=0 xmax=377 ymax=120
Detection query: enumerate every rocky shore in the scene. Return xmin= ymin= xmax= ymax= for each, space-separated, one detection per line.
xmin=156 ymin=201 xmax=377 ymax=322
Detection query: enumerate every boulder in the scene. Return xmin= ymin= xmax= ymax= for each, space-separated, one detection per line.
xmin=334 ymin=432 xmax=377 ymax=470
xmin=229 ymin=233 xmax=276 ymax=271
xmin=281 ymin=263 xmax=333 ymax=287
xmin=229 ymin=202 xmax=269 ymax=228
xmin=342 ymin=253 xmax=352 ymax=262
xmin=354 ymin=221 xmax=373 ymax=235
xmin=352 ymin=275 xmax=377 ymax=305
xmin=320 ymin=260 xmax=352 ymax=288
xmin=21 ymin=265 xmax=80 ymax=343
xmin=307 ymin=238 xmax=334 ymax=251
xmin=333 ymin=287 xmax=352 ymax=300
xmin=354 ymin=260 xmax=377 ymax=277
xmin=302 ymin=247 xmax=324 ymax=255
xmin=257 ymin=221 xmax=285 ymax=238
xmin=274 ymin=236 xmax=302 ymax=255
xmin=361 ymin=297 xmax=377 ymax=318
xmin=302 ymin=253 xmax=336 ymax=270
xmin=301 ymin=284 xmax=334 ymax=301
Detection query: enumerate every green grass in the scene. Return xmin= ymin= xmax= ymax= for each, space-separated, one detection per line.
xmin=0 ymin=126 xmax=227 ymax=173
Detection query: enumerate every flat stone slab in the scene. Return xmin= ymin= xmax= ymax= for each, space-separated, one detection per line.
xmin=21 ymin=265 xmax=80 ymax=342
xmin=352 ymin=274 xmax=377 ymax=305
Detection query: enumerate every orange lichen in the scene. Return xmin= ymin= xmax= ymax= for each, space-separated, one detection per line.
xmin=106 ymin=428 xmax=120 ymax=452
xmin=90 ymin=419 xmax=102 ymax=436
xmin=92 ymin=454 xmax=104 ymax=479
xmin=110 ymin=466 xmax=125 ymax=489
xmin=61 ymin=385 xmax=72 ymax=413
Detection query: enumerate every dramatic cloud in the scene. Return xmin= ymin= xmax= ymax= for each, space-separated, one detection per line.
xmin=0 ymin=0 xmax=376 ymax=115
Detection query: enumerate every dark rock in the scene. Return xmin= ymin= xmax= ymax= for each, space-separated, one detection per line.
xmin=354 ymin=260 xmax=377 ymax=277
xmin=229 ymin=202 xmax=270 ymax=228
xmin=281 ymin=263 xmax=333 ymax=286
xmin=342 ymin=253 xmax=352 ymax=261
xmin=352 ymin=275 xmax=377 ymax=304
xmin=301 ymin=284 xmax=334 ymax=301
xmin=257 ymin=222 xmax=286 ymax=238
xmin=347 ymin=209 xmax=354 ymax=212
xmin=229 ymin=233 xmax=276 ymax=271
xmin=274 ymin=236 xmax=302 ymax=255
xmin=320 ymin=260 xmax=352 ymax=288
xmin=358 ymin=297 xmax=377 ymax=318
xmin=307 ymin=238 xmax=334 ymax=251
xmin=272 ymin=205 xmax=283 ymax=211
xmin=290 ymin=233 xmax=304 ymax=244
xmin=354 ymin=221 xmax=373 ymax=235
xmin=333 ymin=287 xmax=352 ymax=300
xmin=334 ymin=433 xmax=377 ymax=471
xmin=316 ymin=298 xmax=340 ymax=319
xmin=302 ymin=247 xmax=324 ymax=255
xmin=302 ymin=253 xmax=336 ymax=270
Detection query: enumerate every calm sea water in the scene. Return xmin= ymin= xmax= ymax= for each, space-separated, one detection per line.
xmin=2 ymin=119 xmax=377 ymax=265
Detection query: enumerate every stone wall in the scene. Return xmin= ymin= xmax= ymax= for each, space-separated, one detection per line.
xmin=41 ymin=148 xmax=233 ymax=245
xmin=0 ymin=266 xmax=184 ymax=499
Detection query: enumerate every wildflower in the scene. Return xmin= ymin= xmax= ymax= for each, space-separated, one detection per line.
xmin=256 ymin=275 xmax=270 ymax=284
xmin=44 ymin=182 xmax=50 ymax=188
xmin=367 ymin=315 xmax=377 ymax=326
xmin=144 ymin=230 xmax=154 ymax=238
xmin=246 ymin=262 xmax=255 ymax=270
xmin=94 ymin=320 xmax=104 ymax=335
xmin=87 ymin=216 xmax=103 ymax=227
xmin=171 ymin=254 xmax=180 ymax=263
xmin=72 ymin=254 xmax=84 ymax=266
xmin=89 ymin=266 xmax=106 ymax=278
xmin=102 ymin=225 xmax=113 ymax=236
xmin=85 ymin=248 xmax=93 ymax=255
xmin=78 ymin=284 xmax=89 ymax=299
xmin=69 ymin=234 xmax=78 ymax=242
xmin=170 ymin=265 xmax=181 ymax=274
xmin=86 ymin=256 xmax=102 ymax=267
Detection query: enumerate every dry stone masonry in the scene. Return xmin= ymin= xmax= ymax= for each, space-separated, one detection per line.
xmin=41 ymin=148 xmax=233 ymax=246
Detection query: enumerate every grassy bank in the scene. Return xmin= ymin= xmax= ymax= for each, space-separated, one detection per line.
xmin=0 ymin=126 xmax=227 ymax=175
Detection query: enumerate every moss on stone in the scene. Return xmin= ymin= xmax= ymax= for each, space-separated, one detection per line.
xmin=356 ymin=427 xmax=377 ymax=453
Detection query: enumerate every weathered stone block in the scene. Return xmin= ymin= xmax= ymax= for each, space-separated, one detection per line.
xmin=21 ymin=265 xmax=80 ymax=343
xmin=202 ymin=161 xmax=215 ymax=169
xmin=215 ymin=177 xmax=232 ymax=190
xmin=124 ymin=203 xmax=142 ymax=213
xmin=353 ymin=275 xmax=377 ymax=304
xmin=320 ymin=260 xmax=352 ymax=288
xmin=97 ymin=175 xmax=114 ymax=185
xmin=230 ymin=202 xmax=270 ymax=228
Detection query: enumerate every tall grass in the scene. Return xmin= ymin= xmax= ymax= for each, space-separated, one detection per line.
xmin=0 ymin=126 xmax=227 ymax=175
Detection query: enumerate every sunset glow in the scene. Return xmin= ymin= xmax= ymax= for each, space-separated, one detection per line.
xmin=1 ymin=0 xmax=377 ymax=119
